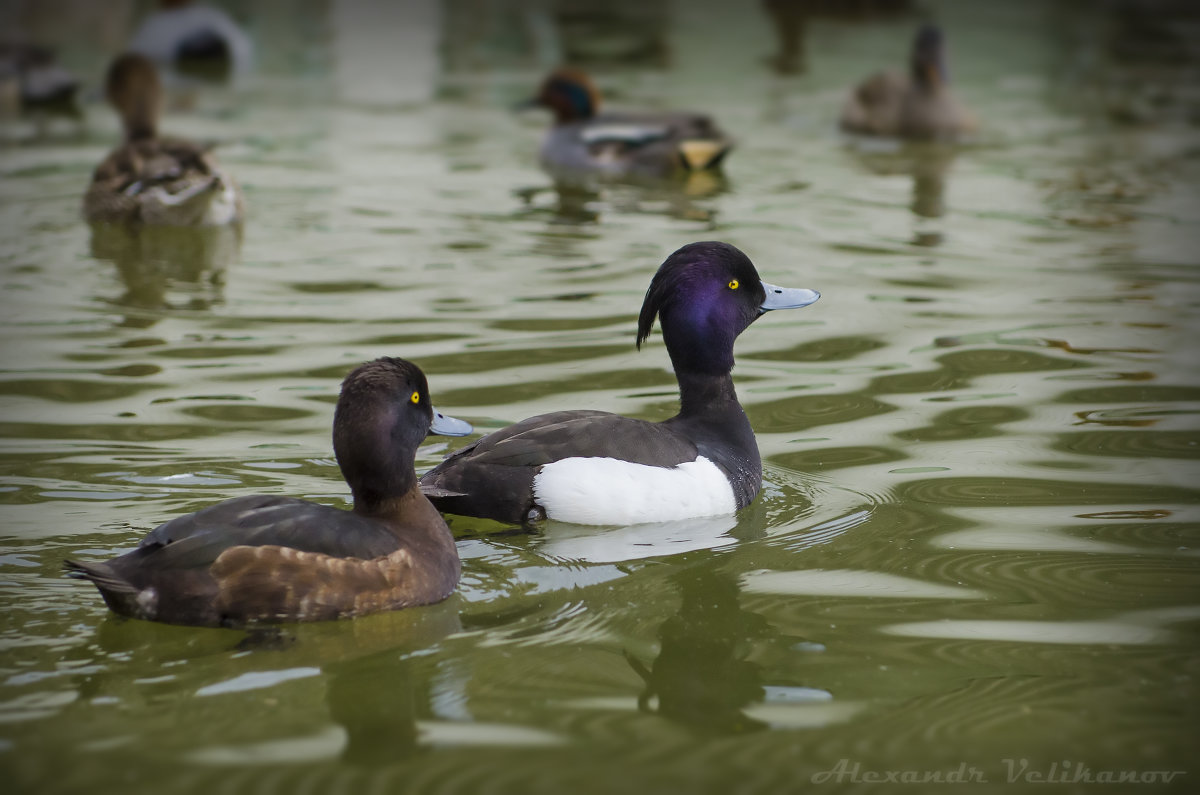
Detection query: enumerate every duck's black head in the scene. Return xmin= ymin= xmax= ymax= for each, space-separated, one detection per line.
xmin=637 ymin=242 xmax=819 ymax=376
xmin=910 ymin=24 xmax=948 ymax=89
xmin=530 ymin=67 xmax=600 ymax=124
xmin=333 ymin=357 xmax=469 ymax=510
xmin=106 ymin=53 xmax=162 ymax=141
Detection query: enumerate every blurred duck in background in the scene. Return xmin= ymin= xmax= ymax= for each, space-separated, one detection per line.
xmin=522 ymin=67 xmax=733 ymax=181
xmin=0 ymin=42 xmax=80 ymax=114
xmin=840 ymin=24 xmax=976 ymax=141
xmin=128 ymin=0 xmax=252 ymax=84
xmin=761 ymin=0 xmax=914 ymax=75
xmin=83 ymin=53 xmax=243 ymax=227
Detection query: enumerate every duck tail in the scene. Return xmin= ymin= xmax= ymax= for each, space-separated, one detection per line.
xmin=64 ymin=559 xmax=137 ymax=594
xmin=677 ymin=139 xmax=731 ymax=171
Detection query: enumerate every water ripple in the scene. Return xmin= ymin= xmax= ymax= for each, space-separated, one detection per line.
xmin=750 ymin=393 xmax=898 ymax=434
xmin=1053 ymin=429 xmax=1200 ymax=459
xmin=883 ymin=605 xmax=1200 ymax=645
xmin=743 ymin=568 xmax=986 ymax=600
xmin=895 ymin=476 xmax=1199 ymax=507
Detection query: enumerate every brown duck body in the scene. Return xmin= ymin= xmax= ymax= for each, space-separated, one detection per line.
xmin=83 ymin=53 xmax=243 ymax=226
xmin=85 ymin=135 xmax=242 ymax=225
xmin=65 ymin=491 xmax=458 ymax=626
xmin=65 ymin=358 xmax=469 ymax=627
xmin=840 ymin=70 xmax=975 ymax=140
xmin=840 ymin=25 xmax=976 ymax=141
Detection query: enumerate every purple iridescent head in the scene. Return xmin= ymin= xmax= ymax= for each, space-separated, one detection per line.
xmin=636 ymin=242 xmax=819 ymax=376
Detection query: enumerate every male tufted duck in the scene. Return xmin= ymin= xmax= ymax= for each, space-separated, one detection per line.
xmin=840 ymin=25 xmax=977 ymax=141
xmin=83 ymin=53 xmax=244 ymax=226
xmin=129 ymin=0 xmax=254 ymax=82
xmin=524 ymin=67 xmax=733 ymax=180
xmin=419 ymin=242 xmax=819 ymax=525
xmin=65 ymin=358 xmax=471 ymax=627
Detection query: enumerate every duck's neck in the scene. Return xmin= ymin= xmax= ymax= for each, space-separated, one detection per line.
xmin=347 ymin=456 xmax=419 ymax=518
xmin=553 ymin=105 xmax=593 ymax=125
xmin=353 ymin=479 xmax=424 ymax=520
xmin=676 ymin=369 xmax=740 ymax=418
xmin=552 ymin=84 xmax=596 ymax=124
xmin=670 ymin=367 xmax=762 ymax=510
xmin=911 ymin=58 xmax=947 ymax=93
xmin=122 ymin=104 xmax=158 ymax=142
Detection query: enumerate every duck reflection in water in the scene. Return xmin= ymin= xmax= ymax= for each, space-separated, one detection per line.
xmin=760 ymin=0 xmax=915 ymax=75
xmin=326 ymin=653 xmax=420 ymax=764
xmin=72 ymin=595 xmax=461 ymax=767
xmin=323 ymin=601 xmax=465 ymax=764
xmin=517 ymin=171 xmax=728 ymax=226
xmin=325 ymin=648 xmax=433 ymax=764
xmin=846 ymin=143 xmax=957 ymax=244
xmin=89 ymin=222 xmax=240 ymax=327
xmin=626 ymin=569 xmax=771 ymax=734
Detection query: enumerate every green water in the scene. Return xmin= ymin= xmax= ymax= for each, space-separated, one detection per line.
xmin=2 ymin=1 xmax=1198 ymax=793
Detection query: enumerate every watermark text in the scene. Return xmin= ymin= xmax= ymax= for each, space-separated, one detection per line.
xmin=810 ymin=758 xmax=1187 ymax=785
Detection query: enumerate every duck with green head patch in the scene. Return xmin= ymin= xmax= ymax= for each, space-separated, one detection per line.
xmin=523 ymin=67 xmax=734 ymax=180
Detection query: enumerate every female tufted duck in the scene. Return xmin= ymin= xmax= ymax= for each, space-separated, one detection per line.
xmin=65 ymin=358 xmax=471 ymax=627
xmin=83 ymin=53 xmax=244 ymax=226
xmin=419 ymin=242 xmax=819 ymax=525
xmin=524 ymin=67 xmax=733 ymax=180
xmin=840 ymin=25 xmax=977 ymax=141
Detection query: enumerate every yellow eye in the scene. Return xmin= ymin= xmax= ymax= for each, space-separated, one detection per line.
xmin=410 ymin=391 xmax=420 ymax=404
xmin=728 ymin=279 xmax=739 ymax=290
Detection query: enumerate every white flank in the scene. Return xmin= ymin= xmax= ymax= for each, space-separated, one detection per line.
xmin=203 ymin=181 xmax=242 ymax=225
xmin=141 ymin=177 xmax=240 ymax=226
xmin=136 ymin=586 xmax=159 ymax=619
xmin=533 ymin=456 xmax=737 ymax=525
xmin=580 ymin=122 xmax=668 ymax=145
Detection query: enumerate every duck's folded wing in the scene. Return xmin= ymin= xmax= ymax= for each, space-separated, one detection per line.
xmin=137 ymin=495 xmax=400 ymax=569
xmin=582 ymin=111 xmax=725 ymax=147
xmin=439 ymin=410 xmax=699 ymax=469
xmin=579 ymin=120 xmax=672 ymax=148
xmin=488 ymin=418 xmax=700 ymax=465
xmin=86 ymin=140 xmax=221 ymax=223
xmin=210 ymin=542 xmax=426 ymax=622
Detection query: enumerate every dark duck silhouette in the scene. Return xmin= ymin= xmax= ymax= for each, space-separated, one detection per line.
xmin=420 ymin=242 xmax=819 ymax=525
xmin=65 ymin=358 xmax=471 ymax=627
xmin=840 ymin=24 xmax=977 ymax=141
xmin=0 ymin=42 xmax=80 ymax=110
